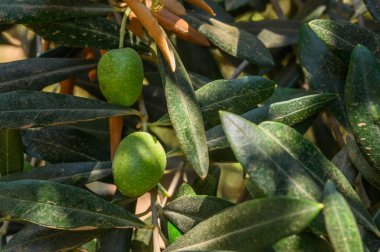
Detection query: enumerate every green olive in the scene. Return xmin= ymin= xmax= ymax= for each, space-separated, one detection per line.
xmin=97 ymin=48 xmax=144 ymax=106
xmin=112 ymin=132 xmax=166 ymax=197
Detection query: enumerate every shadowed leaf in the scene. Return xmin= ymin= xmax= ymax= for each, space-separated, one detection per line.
xmin=0 ymin=91 xmax=139 ymax=129
xmin=0 ymin=180 xmax=145 ymax=230
xmin=165 ymin=197 xmax=322 ymax=251
xmin=0 ymin=58 xmax=96 ymax=93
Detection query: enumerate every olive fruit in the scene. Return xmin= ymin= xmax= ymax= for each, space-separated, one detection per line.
xmin=97 ymin=48 xmax=144 ymax=106
xmin=112 ymin=132 xmax=166 ymax=197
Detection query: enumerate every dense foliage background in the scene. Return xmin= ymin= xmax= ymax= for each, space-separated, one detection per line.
xmin=0 ymin=0 xmax=379 ymax=251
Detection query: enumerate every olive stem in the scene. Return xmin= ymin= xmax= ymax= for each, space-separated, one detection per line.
xmin=138 ymin=94 xmax=149 ymax=132
xmin=151 ymin=189 xmax=161 ymax=252
xmin=119 ymin=8 xmax=131 ymax=49
xmin=60 ymin=77 xmax=76 ymax=95
xmin=161 ymin=167 xmax=182 ymax=206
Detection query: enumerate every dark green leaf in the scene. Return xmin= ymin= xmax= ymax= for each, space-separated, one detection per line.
xmin=262 ymin=87 xmax=313 ymax=105
xmin=298 ymin=23 xmax=349 ymax=127
xmin=220 ymin=112 xmax=378 ymax=235
xmin=97 ymin=229 xmax=133 ymax=252
xmin=220 ymin=111 xmax=321 ymax=200
xmin=153 ymin=76 xmax=276 ymax=126
xmin=0 ymin=161 xmax=112 ymax=185
xmin=157 ymin=45 xmax=209 ymax=178
xmin=197 ymin=76 xmax=276 ymax=123
xmin=184 ymin=14 xmax=274 ymax=67
xmin=22 ymin=126 xmax=109 ymax=163
xmin=364 ymin=0 xmax=380 ymax=24
xmin=3 ymin=224 xmax=106 ymax=252
xmin=163 ymin=195 xmax=234 ymax=233
xmin=271 ymin=233 xmax=333 ymax=252
xmin=363 ymin=210 xmax=380 ymax=252
xmin=165 ymin=197 xmax=322 ymax=251
xmin=0 ymin=58 xmax=96 ymax=93
xmin=0 ymin=0 xmax=112 ymax=24
xmin=323 ymin=181 xmax=364 ymax=252
xmin=0 ymin=91 xmax=139 ymax=129
xmin=307 ymin=20 xmax=380 ymax=64
xmin=0 ymin=180 xmax=144 ymax=229
xmin=346 ymin=136 xmax=380 ymax=191
xmin=345 ymin=45 xmax=380 ymax=171
xmin=0 ymin=129 xmax=23 ymax=176
xmin=27 ymin=17 xmax=148 ymax=51
xmin=207 ymin=94 xmax=336 ymax=153
xmin=193 ymin=165 xmax=221 ymax=196
xmin=331 ymin=147 xmax=357 ymax=186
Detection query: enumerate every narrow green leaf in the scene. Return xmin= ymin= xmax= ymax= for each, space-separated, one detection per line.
xmin=220 ymin=111 xmax=322 ymax=200
xmin=220 ymin=112 xmax=378 ymax=235
xmin=184 ymin=14 xmax=274 ymax=67
xmin=323 ymin=181 xmax=364 ymax=252
xmin=270 ymin=233 xmax=333 ymax=252
xmin=0 ymin=91 xmax=139 ymax=129
xmin=207 ymin=94 xmax=336 ymax=153
xmin=22 ymin=126 xmax=110 ymax=163
xmin=157 ymin=45 xmax=209 ymax=178
xmin=195 ymin=76 xmax=276 ymax=123
xmin=0 ymin=161 xmax=112 ymax=185
xmin=346 ymin=137 xmax=380 ymax=191
xmin=153 ymin=76 xmax=276 ymax=126
xmin=0 ymin=0 xmax=112 ymax=24
xmin=298 ymin=23 xmax=348 ymax=127
xmin=168 ymin=221 xmax=183 ymax=244
xmin=0 ymin=180 xmax=145 ymax=229
xmin=262 ymin=87 xmax=312 ymax=105
xmin=0 ymin=58 xmax=96 ymax=93
xmin=331 ymin=146 xmax=357 ymax=186
xmin=165 ymin=197 xmax=322 ymax=251
xmin=27 ymin=17 xmax=148 ymax=51
xmin=345 ymin=45 xmax=380 ymax=171
xmin=163 ymin=195 xmax=234 ymax=233
xmin=3 ymin=224 xmax=106 ymax=252
xmin=364 ymin=0 xmax=380 ymax=24
xmin=363 ymin=210 xmax=380 ymax=252
xmin=307 ymin=20 xmax=380 ymax=64
xmin=0 ymin=129 xmax=23 ymax=176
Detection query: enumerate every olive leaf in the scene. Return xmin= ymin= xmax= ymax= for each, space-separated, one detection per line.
xmin=157 ymin=44 xmax=209 ymax=178
xmin=0 ymin=161 xmax=112 ymax=186
xmin=0 ymin=58 xmax=96 ymax=93
xmin=270 ymin=233 xmax=333 ymax=252
xmin=165 ymin=197 xmax=322 ymax=251
xmin=0 ymin=180 xmax=145 ymax=230
xmin=207 ymin=93 xmax=336 ymax=153
xmin=345 ymin=45 xmax=380 ymax=171
xmin=3 ymin=224 xmax=106 ymax=252
xmin=153 ymin=76 xmax=276 ymax=126
xmin=184 ymin=14 xmax=274 ymax=67
xmin=0 ymin=91 xmax=139 ymax=129
xmin=162 ymin=195 xmax=234 ymax=233
xmin=27 ymin=17 xmax=148 ymax=51
xmin=323 ymin=181 xmax=364 ymax=252
xmin=363 ymin=0 xmax=380 ymax=24
xmin=0 ymin=129 xmax=23 ymax=176
xmin=0 ymin=0 xmax=112 ymax=24
xmin=307 ymin=19 xmax=380 ymax=63
xmin=220 ymin=112 xmax=379 ymax=235
xmin=298 ymin=22 xmax=349 ymax=127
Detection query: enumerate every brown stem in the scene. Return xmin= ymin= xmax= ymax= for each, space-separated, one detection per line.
xmin=60 ymin=77 xmax=76 ymax=95
xmin=109 ymin=116 xmax=124 ymax=160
